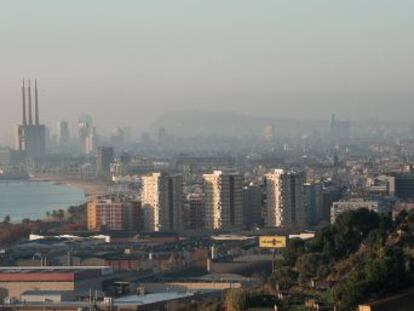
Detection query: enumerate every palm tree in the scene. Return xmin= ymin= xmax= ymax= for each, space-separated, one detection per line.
xmin=58 ymin=209 xmax=65 ymax=221
xmin=52 ymin=210 xmax=58 ymax=221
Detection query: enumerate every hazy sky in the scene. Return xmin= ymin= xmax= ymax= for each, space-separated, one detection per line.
xmin=1 ymin=0 xmax=413 ymax=144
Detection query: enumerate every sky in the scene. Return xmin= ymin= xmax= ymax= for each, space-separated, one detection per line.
xmin=0 ymin=0 xmax=413 ymax=144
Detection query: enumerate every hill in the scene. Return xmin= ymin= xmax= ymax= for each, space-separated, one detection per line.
xmin=150 ymin=110 xmax=327 ymax=138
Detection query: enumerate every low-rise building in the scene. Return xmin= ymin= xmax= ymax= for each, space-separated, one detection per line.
xmin=330 ymin=199 xmax=379 ymax=223
xmin=87 ymin=196 xmax=142 ymax=231
xmin=0 ymin=266 xmax=112 ymax=299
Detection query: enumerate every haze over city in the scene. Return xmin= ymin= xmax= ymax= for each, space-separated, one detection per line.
xmin=3 ymin=2 xmax=414 ymax=310
xmin=1 ymin=0 xmax=414 ymax=145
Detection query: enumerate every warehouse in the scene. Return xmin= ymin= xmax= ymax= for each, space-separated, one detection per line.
xmin=0 ymin=266 xmax=112 ymax=299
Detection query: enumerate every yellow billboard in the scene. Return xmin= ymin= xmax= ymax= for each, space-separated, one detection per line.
xmin=259 ymin=236 xmax=287 ymax=248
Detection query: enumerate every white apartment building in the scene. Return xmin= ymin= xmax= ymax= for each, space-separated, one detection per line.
xmin=141 ymin=172 xmax=183 ymax=232
xmin=265 ymin=169 xmax=305 ymax=228
xmin=202 ymin=170 xmax=243 ymax=230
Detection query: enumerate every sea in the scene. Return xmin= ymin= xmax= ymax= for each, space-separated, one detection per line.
xmin=0 ymin=180 xmax=85 ymax=222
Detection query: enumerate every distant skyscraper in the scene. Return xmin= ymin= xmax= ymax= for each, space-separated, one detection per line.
xmin=78 ymin=114 xmax=93 ymax=154
xmin=141 ymin=172 xmax=183 ymax=232
xmin=265 ymin=169 xmax=306 ymax=228
xmin=57 ymin=121 xmax=70 ymax=146
xmin=202 ymin=170 xmax=243 ymax=230
xmin=16 ymin=79 xmax=46 ymax=158
xmin=96 ymin=146 xmax=114 ymax=178
xmin=329 ymin=114 xmax=351 ymax=143
xmin=263 ymin=124 xmax=274 ymax=142
xmin=85 ymin=127 xmax=98 ymax=154
xmin=110 ymin=127 xmax=125 ymax=150
xmin=158 ymin=127 xmax=168 ymax=145
xmin=330 ymin=114 xmax=336 ymax=131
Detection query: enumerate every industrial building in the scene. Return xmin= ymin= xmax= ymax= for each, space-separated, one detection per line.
xmin=16 ymin=80 xmax=46 ymax=158
xmin=0 ymin=266 xmax=111 ymax=299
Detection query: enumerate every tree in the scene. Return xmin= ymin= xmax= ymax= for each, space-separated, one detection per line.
xmin=224 ymin=289 xmax=247 ymax=311
xmin=57 ymin=209 xmax=65 ymax=221
xmin=296 ymin=253 xmax=325 ymax=283
xmin=270 ymin=266 xmax=298 ymax=291
xmin=282 ymin=238 xmax=306 ymax=266
xmin=333 ymin=208 xmax=381 ymax=259
xmin=3 ymin=215 xmax=10 ymax=224
xmin=310 ymin=208 xmax=382 ymax=261
xmin=335 ymin=246 xmax=409 ymax=311
xmin=51 ymin=210 xmax=58 ymax=221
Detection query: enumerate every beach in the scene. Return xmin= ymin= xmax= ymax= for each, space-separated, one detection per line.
xmin=30 ymin=177 xmax=109 ymax=197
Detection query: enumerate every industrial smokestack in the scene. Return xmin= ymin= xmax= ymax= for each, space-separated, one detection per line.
xmin=27 ymin=80 xmax=33 ymax=125
xmin=35 ymin=79 xmax=39 ymax=125
xmin=22 ymin=79 xmax=27 ymax=126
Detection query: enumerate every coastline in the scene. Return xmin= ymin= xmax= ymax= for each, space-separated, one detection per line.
xmin=29 ymin=177 xmax=109 ymax=197
xmin=0 ymin=180 xmax=88 ymax=223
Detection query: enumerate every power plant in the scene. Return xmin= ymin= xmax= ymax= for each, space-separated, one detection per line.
xmin=16 ymin=79 xmax=46 ymax=158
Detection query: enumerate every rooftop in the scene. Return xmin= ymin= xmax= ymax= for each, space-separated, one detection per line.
xmin=0 ymin=266 xmax=112 ymax=282
xmin=114 ymin=292 xmax=193 ymax=306
xmin=21 ymin=290 xmax=74 ymax=296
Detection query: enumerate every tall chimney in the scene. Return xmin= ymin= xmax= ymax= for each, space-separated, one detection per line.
xmin=35 ymin=79 xmax=39 ymax=125
xmin=27 ymin=80 xmax=33 ymax=125
xmin=22 ymin=79 xmax=27 ymax=126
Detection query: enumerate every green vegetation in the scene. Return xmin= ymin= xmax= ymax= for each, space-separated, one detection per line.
xmin=0 ymin=222 xmax=39 ymax=245
xmin=267 ymin=208 xmax=414 ymax=310
xmin=167 ymin=208 xmax=414 ymax=311
xmin=45 ymin=203 xmax=87 ymax=231
xmin=0 ymin=203 xmax=87 ymax=248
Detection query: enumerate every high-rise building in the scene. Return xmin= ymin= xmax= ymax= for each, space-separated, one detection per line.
xmin=87 ymin=196 xmax=142 ymax=231
xmin=329 ymin=114 xmax=351 ymax=143
xmin=85 ymin=127 xmax=98 ymax=154
xmin=158 ymin=127 xmax=168 ymax=145
xmin=96 ymin=147 xmax=114 ymax=178
xmin=16 ymin=80 xmax=46 ymax=158
xmin=263 ymin=124 xmax=274 ymax=142
xmin=242 ymin=184 xmax=264 ymax=228
xmin=304 ymin=182 xmax=323 ymax=226
xmin=188 ymin=193 xmax=205 ymax=230
xmin=78 ymin=115 xmax=94 ymax=154
xmin=392 ymin=173 xmax=414 ymax=200
xmin=141 ymin=172 xmax=183 ymax=232
xmin=110 ymin=127 xmax=125 ymax=150
xmin=57 ymin=121 xmax=70 ymax=146
xmin=202 ymin=170 xmax=243 ymax=230
xmin=265 ymin=169 xmax=305 ymax=228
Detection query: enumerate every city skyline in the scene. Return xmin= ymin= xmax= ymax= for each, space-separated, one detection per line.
xmin=1 ymin=2 xmax=414 ymax=310
xmin=1 ymin=1 xmax=414 ymax=144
